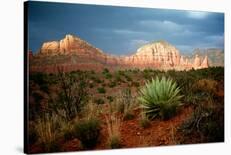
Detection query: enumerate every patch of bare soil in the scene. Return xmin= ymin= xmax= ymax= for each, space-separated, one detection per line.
xmin=29 ymin=99 xmax=194 ymax=153
xmin=61 ymin=105 xmax=193 ymax=151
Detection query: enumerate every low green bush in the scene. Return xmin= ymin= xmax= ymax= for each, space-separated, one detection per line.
xmin=97 ymin=87 xmax=106 ymax=94
xmin=94 ymin=98 xmax=105 ymax=105
xmin=107 ymin=96 xmax=114 ymax=103
xmin=74 ymin=118 xmax=101 ymax=149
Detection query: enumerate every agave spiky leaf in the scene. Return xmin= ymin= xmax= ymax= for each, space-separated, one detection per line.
xmin=138 ymin=76 xmax=183 ymax=120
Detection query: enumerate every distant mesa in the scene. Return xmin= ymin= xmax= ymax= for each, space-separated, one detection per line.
xmin=29 ymin=34 xmax=215 ymax=73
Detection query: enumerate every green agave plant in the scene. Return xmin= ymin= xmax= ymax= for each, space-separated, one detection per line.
xmin=138 ymin=76 xmax=183 ymax=120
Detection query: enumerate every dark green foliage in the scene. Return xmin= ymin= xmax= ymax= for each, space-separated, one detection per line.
xmin=61 ymin=123 xmax=74 ymax=141
xmin=143 ymin=69 xmax=151 ymax=79
xmin=124 ymin=74 xmax=132 ymax=82
xmin=105 ymin=73 xmax=112 ymax=79
xmin=94 ymin=77 xmax=102 ymax=83
xmin=114 ymin=72 xmax=123 ymax=83
xmin=108 ymin=81 xmax=117 ymax=88
xmin=179 ymin=102 xmax=224 ymax=143
xmin=107 ymin=96 xmax=114 ymax=103
xmin=102 ymin=68 xmax=109 ymax=74
xmin=179 ymin=84 xmax=224 ymax=143
xmin=74 ymin=119 xmax=101 ymax=149
xmin=102 ymin=68 xmax=112 ymax=79
xmin=49 ymin=71 xmax=88 ymax=120
xmin=94 ymin=98 xmax=105 ymax=105
xmin=109 ymin=136 xmax=121 ymax=149
xmin=97 ymin=87 xmax=106 ymax=94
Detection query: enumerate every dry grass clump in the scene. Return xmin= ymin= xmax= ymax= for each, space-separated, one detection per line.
xmin=105 ymin=102 xmax=122 ymax=149
xmin=193 ymin=79 xmax=218 ymax=95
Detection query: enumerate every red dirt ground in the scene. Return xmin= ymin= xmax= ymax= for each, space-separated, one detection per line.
xmin=60 ymin=105 xmax=193 ymax=152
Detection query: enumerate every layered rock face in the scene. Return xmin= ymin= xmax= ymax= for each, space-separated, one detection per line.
xmin=39 ymin=34 xmax=105 ymax=57
xmin=30 ymin=34 xmax=209 ymax=72
xmin=123 ymin=41 xmax=181 ymax=68
xmin=191 ymin=48 xmax=223 ymax=67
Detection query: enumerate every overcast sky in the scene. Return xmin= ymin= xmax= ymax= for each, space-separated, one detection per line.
xmin=27 ymin=1 xmax=224 ymax=55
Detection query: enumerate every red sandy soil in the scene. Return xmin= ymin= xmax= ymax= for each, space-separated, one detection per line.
xmin=59 ymin=105 xmax=193 ymax=152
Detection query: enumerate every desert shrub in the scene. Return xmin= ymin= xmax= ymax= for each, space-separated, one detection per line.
xmin=94 ymin=77 xmax=102 ymax=83
xmin=106 ymin=103 xmax=122 ymax=149
xmin=138 ymin=76 xmax=183 ymax=120
xmin=74 ymin=118 xmax=101 ymax=149
xmin=102 ymin=68 xmax=109 ymax=74
xmin=132 ymin=68 xmax=140 ymax=74
xmin=118 ymin=70 xmax=125 ymax=76
xmin=179 ymin=99 xmax=224 ymax=143
xmin=50 ymin=71 xmax=88 ymax=120
xmin=116 ymin=88 xmax=136 ymax=120
xmin=102 ymin=68 xmax=111 ymax=79
xmin=107 ymin=96 xmax=114 ymax=103
xmin=81 ymin=101 xmax=101 ymax=119
xmin=97 ymin=87 xmax=106 ymax=94
xmin=61 ymin=124 xmax=74 ymax=141
xmin=108 ymin=135 xmax=121 ymax=149
xmin=94 ymin=98 xmax=105 ymax=105
xmin=143 ymin=69 xmax=154 ymax=80
xmin=35 ymin=113 xmax=60 ymax=152
xmin=104 ymin=73 xmax=112 ymax=79
xmin=108 ymin=81 xmax=117 ymax=88
xmin=114 ymin=72 xmax=123 ymax=83
xmin=193 ymin=79 xmax=218 ymax=95
xmin=59 ymin=117 xmax=74 ymax=141
xmin=124 ymin=74 xmax=132 ymax=82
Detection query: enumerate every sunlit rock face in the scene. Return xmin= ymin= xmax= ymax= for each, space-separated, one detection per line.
xmin=39 ymin=34 xmax=105 ymax=56
xmin=131 ymin=41 xmax=181 ymax=68
xmin=31 ymin=34 xmax=209 ymax=73
xmin=200 ymin=55 xmax=209 ymax=69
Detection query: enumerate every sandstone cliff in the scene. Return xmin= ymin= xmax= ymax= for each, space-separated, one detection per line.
xmin=30 ymin=34 xmax=209 ymax=72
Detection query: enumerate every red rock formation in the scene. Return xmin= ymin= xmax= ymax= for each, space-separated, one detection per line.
xmin=201 ymin=55 xmax=209 ymax=68
xmin=39 ymin=34 xmax=105 ymax=57
xmin=30 ymin=34 xmax=209 ymax=73
xmin=133 ymin=41 xmax=180 ymax=67
xmin=193 ymin=54 xmax=201 ymax=69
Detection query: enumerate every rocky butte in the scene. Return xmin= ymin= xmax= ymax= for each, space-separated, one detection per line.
xmin=29 ymin=34 xmax=209 ymax=73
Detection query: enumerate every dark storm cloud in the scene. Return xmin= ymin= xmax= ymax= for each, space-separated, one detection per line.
xmin=28 ymin=1 xmax=224 ymax=55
